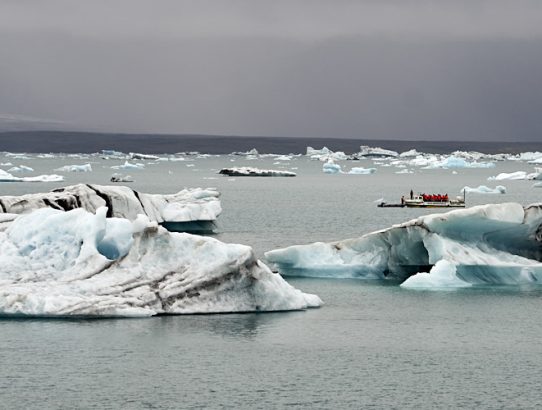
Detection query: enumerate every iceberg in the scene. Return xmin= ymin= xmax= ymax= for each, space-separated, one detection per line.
xmin=110 ymin=173 xmax=134 ymax=183
xmin=111 ymin=161 xmax=145 ymax=170
xmin=423 ymin=156 xmax=495 ymax=169
xmin=55 ymin=163 xmax=93 ymax=172
xmin=0 ymin=207 xmax=321 ymax=317
xmin=323 ymin=161 xmax=342 ymax=174
xmin=129 ymin=152 xmax=160 ymax=160
xmin=0 ymin=184 xmax=221 ymax=233
xmin=0 ymin=169 xmax=64 ymax=183
xmin=7 ymin=165 xmax=34 ymax=173
xmin=488 ymin=171 xmax=528 ymax=181
xmin=218 ymin=167 xmax=296 ymax=177
xmin=461 ymin=185 xmax=506 ymax=194
xmin=323 ymin=161 xmax=375 ymax=175
xmin=358 ymin=146 xmax=398 ymax=158
xmin=347 ymin=167 xmax=377 ymax=175
xmin=265 ymin=203 xmax=542 ymax=288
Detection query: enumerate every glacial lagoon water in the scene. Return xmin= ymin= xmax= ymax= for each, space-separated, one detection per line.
xmin=1 ymin=153 xmax=542 ymax=408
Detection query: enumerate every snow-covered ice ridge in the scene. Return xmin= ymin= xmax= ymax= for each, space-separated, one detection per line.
xmin=0 ymin=184 xmax=221 ymax=225
xmin=265 ymin=203 xmax=542 ymax=289
xmin=219 ymin=167 xmax=296 ymax=177
xmin=0 ymin=207 xmax=321 ymax=317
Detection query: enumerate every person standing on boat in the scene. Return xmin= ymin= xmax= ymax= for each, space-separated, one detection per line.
xmin=410 ymin=189 xmax=414 ymax=200
xmin=401 ymin=195 xmax=405 ymax=205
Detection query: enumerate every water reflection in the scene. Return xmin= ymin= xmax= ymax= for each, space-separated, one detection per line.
xmin=156 ymin=311 xmax=306 ymax=339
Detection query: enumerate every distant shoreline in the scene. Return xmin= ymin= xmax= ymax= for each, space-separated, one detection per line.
xmin=0 ymin=130 xmax=540 ymax=154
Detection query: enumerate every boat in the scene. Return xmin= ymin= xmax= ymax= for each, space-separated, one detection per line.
xmin=377 ymin=192 xmax=466 ymax=208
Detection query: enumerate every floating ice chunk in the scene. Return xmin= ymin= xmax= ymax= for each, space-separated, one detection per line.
xmin=306 ymin=146 xmax=332 ymax=157
xmin=110 ymin=173 xmax=134 ymax=183
xmin=488 ymin=171 xmax=528 ymax=181
xmin=423 ymin=156 xmax=495 ymax=169
xmin=323 ymin=161 xmax=342 ymax=174
xmin=219 ymin=167 xmax=296 ymax=177
xmin=8 ymin=165 xmax=34 ymax=173
xmin=55 ymin=163 xmax=92 ymax=172
xmin=129 ymin=152 xmax=159 ymax=160
xmin=358 ymin=146 xmax=398 ymax=158
xmin=0 ymin=184 xmax=221 ymax=228
xmin=0 ymin=169 xmax=64 ymax=183
xmin=265 ymin=202 xmax=542 ymax=287
xmin=111 ymin=161 xmax=145 ymax=170
xmin=399 ymin=149 xmax=421 ymax=157
xmin=347 ymin=167 xmax=376 ymax=175
xmin=461 ymin=185 xmax=506 ymax=194
xmin=400 ymin=260 xmax=471 ymax=289
xmin=395 ymin=169 xmax=413 ymax=174
xmin=0 ymin=207 xmax=321 ymax=317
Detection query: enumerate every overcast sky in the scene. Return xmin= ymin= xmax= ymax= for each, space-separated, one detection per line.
xmin=1 ymin=0 xmax=541 ymax=141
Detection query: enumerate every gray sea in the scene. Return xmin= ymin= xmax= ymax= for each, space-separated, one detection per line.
xmin=1 ymin=153 xmax=541 ymax=409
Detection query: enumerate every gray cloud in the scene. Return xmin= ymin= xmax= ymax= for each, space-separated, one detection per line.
xmin=1 ymin=1 xmax=541 ymax=140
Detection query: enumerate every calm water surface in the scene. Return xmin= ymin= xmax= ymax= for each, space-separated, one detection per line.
xmin=1 ymin=153 xmax=541 ymax=408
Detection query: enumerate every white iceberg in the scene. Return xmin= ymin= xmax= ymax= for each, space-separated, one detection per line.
xmin=487 ymin=171 xmax=541 ymax=181
xmin=461 ymin=185 xmax=506 ymax=194
xmin=129 ymin=152 xmax=160 ymax=160
xmin=110 ymin=174 xmax=134 ymax=183
xmin=111 ymin=161 xmax=145 ymax=170
xmin=399 ymin=149 xmax=421 ymax=158
xmin=0 ymin=169 xmax=64 ymax=183
xmin=7 ymin=165 xmax=34 ymax=173
xmin=323 ymin=161 xmax=342 ymax=174
xmin=0 ymin=184 xmax=221 ymax=233
xmin=265 ymin=203 xmax=542 ymax=288
xmin=401 ymin=260 xmax=471 ymax=289
xmin=358 ymin=146 xmax=398 ymax=158
xmin=218 ymin=167 xmax=296 ymax=177
xmin=423 ymin=156 xmax=495 ymax=169
xmin=55 ymin=163 xmax=93 ymax=172
xmin=323 ymin=161 xmax=375 ymax=175
xmin=347 ymin=167 xmax=377 ymax=175
xmin=0 ymin=207 xmax=321 ymax=317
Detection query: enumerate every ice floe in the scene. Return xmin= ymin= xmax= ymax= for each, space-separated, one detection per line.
xmin=111 ymin=161 xmax=145 ymax=170
xmin=322 ymin=161 xmax=375 ymax=175
xmin=265 ymin=202 xmax=542 ymax=288
xmin=0 ymin=169 xmax=64 ymax=183
xmin=0 ymin=207 xmax=321 ymax=317
xmin=55 ymin=163 xmax=93 ymax=172
xmin=218 ymin=167 xmax=296 ymax=177
xmin=461 ymin=185 xmax=506 ymax=194
xmin=7 ymin=165 xmax=34 ymax=173
xmin=110 ymin=174 xmax=134 ymax=183
xmin=357 ymin=146 xmax=398 ymax=158
xmin=129 ymin=152 xmax=160 ymax=160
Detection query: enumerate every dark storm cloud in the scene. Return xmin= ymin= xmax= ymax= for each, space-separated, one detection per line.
xmin=1 ymin=0 xmax=541 ymax=141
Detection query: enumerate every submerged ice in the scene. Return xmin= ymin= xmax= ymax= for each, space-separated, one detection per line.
xmin=265 ymin=203 xmax=542 ymax=288
xmin=0 ymin=207 xmax=321 ymax=317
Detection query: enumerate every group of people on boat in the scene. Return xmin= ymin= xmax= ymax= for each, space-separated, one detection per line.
xmin=421 ymin=193 xmax=449 ymax=202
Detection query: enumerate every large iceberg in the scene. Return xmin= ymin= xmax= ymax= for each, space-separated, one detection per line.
xmin=265 ymin=203 xmax=542 ymax=288
xmin=0 ymin=184 xmax=221 ymax=233
xmin=0 ymin=208 xmax=321 ymax=317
